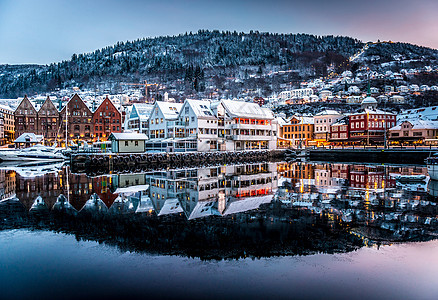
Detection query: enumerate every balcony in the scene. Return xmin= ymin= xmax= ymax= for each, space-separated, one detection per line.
xmin=232 ymin=123 xmax=271 ymax=130
xmin=232 ymin=135 xmax=273 ymax=141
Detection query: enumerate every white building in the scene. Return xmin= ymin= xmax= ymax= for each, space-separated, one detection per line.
xmin=348 ymin=86 xmax=360 ymax=94
xmin=217 ymin=100 xmax=277 ymax=151
xmin=319 ymin=90 xmax=332 ymax=100
xmin=314 ymin=110 xmax=343 ymax=143
xmin=126 ymin=103 xmax=154 ymax=134
xmin=148 ymin=101 xmax=183 ymax=139
xmin=278 ymin=88 xmax=313 ymax=102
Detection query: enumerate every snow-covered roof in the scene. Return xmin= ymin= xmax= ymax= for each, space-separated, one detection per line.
xmin=289 ymin=116 xmax=314 ymax=124
xmin=109 ymin=132 xmax=148 ymax=140
xmin=315 ymin=109 xmax=340 ymax=116
xmin=398 ymin=106 xmax=438 ymax=122
xmin=351 ymin=109 xmax=394 ymax=116
xmin=221 ymin=100 xmax=274 ymax=119
xmin=390 ymin=120 xmax=438 ymax=131
xmin=185 ymin=99 xmax=215 ymax=118
xmin=361 ymin=96 xmax=377 ymax=104
xmin=156 ymin=101 xmax=183 ymax=120
xmin=131 ymin=103 xmax=154 ymax=121
xmin=14 ymin=133 xmax=44 ymax=143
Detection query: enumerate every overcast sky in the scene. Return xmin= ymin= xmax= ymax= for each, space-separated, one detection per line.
xmin=1 ymin=0 xmax=437 ymax=64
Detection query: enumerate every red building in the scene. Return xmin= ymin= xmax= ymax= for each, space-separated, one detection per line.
xmin=60 ymin=94 xmax=93 ymax=144
xmin=14 ymin=95 xmax=38 ymax=138
xmin=330 ymin=117 xmax=349 ymax=144
xmin=92 ymin=96 xmax=122 ymax=141
xmin=348 ymin=109 xmax=396 ymax=144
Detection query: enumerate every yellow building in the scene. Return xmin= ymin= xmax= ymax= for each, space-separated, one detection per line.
xmin=278 ymin=116 xmax=314 ymax=148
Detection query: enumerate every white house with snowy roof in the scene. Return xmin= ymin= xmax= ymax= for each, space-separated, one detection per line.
xmin=148 ymin=101 xmax=183 ymax=139
xmin=126 ymin=103 xmax=154 ymax=134
xmin=217 ymin=100 xmax=277 ymax=151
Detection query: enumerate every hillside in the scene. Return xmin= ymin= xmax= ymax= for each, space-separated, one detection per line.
xmin=0 ymin=30 xmax=437 ymax=99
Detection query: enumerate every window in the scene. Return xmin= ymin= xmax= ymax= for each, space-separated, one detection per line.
xmin=135 ymin=141 xmax=139 ymax=146
xmin=125 ymin=141 xmax=129 ymax=146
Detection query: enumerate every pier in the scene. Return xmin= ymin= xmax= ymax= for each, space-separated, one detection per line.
xmin=70 ymin=150 xmax=286 ymax=175
xmin=308 ymin=147 xmax=438 ymax=164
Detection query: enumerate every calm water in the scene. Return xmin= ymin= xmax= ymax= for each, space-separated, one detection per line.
xmin=1 ymin=161 xmax=438 ymax=299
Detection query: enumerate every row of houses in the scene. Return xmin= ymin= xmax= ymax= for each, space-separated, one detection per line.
xmin=12 ymin=94 xmax=123 ymax=146
xmin=11 ymin=94 xmax=278 ymax=151
xmin=278 ymin=97 xmax=438 ymax=147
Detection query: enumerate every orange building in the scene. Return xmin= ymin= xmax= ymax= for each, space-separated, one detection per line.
xmin=278 ymin=116 xmax=314 ymax=148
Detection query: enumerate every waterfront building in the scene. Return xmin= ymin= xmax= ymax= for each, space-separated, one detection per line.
xmin=148 ymin=101 xmax=183 ymax=139
xmin=314 ymin=110 xmax=343 ymax=145
xmin=388 ymin=120 xmax=438 ymax=144
xmin=174 ymin=99 xmax=218 ymax=151
xmin=14 ymin=95 xmax=38 ymax=138
xmin=109 ymin=132 xmax=148 ymax=153
xmin=348 ymin=102 xmax=396 ymax=144
xmin=37 ymin=96 xmax=60 ymax=145
xmin=0 ymin=105 xmax=14 ymax=144
xmin=279 ymin=115 xmax=314 ymax=147
xmin=92 ymin=96 xmax=122 ymax=141
xmin=126 ymin=103 xmax=154 ymax=134
xmin=217 ymin=100 xmax=277 ymax=151
xmin=330 ymin=117 xmax=350 ymax=144
xmin=59 ymin=94 xmax=93 ymax=144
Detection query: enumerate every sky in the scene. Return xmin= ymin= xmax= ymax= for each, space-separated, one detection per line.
xmin=0 ymin=0 xmax=437 ymax=65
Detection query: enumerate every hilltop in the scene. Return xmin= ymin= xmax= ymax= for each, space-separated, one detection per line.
xmin=1 ymin=30 xmax=437 ymax=99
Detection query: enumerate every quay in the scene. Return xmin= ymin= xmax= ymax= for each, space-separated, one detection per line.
xmin=70 ymin=149 xmax=286 ymax=175
xmin=307 ymin=146 xmax=438 ymax=164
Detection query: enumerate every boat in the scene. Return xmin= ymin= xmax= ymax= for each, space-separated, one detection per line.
xmin=426 ymin=154 xmax=438 ymax=180
xmin=0 ymin=161 xmax=64 ymax=177
xmin=394 ymin=174 xmax=427 ymax=183
xmin=0 ymin=144 xmax=65 ymax=162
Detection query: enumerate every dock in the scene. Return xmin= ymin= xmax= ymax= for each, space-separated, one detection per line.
xmin=308 ymin=147 xmax=437 ymax=164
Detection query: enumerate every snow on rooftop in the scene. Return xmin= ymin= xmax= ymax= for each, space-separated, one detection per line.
xmin=221 ymin=99 xmax=274 ymax=119
xmin=223 ymin=195 xmax=273 ymax=216
xmin=110 ymin=132 xmax=148 ymax=140
xmin=156 ymin=101 xmax=183 ymax=120
xmin=184 ymin=99 xmax=215 ymax=118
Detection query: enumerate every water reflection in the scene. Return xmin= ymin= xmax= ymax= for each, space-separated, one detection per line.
xmin=0 ymin=161 xmax=438 ymax=258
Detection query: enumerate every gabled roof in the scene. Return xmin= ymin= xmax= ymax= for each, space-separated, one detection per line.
xmin=38 ymin=96 xmax=58 ymax=114
xmin=155 ymin=101 xmax=183 ymax=120
xmin=15 ymin=95 xmax=37 ymax=114
xmin=221 ymin=100 xmax=274 ymax=119
xmin=390 ymin=120 xmax=438 ymax=131
xmin=130 ymin=103 xmax=154 ymax=121
xmin=14 ymin=133 xmax=44 ymax=143
xmin=315 ymin=109 xmax=341 ymax=116
xmin=183 ymin=99 xmax=215 ymax=118
xmin=288 ymin=116 xmax=314 ymax=124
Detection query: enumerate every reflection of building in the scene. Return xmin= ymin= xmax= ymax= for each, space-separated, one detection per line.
xmin=145 ymin=162 xmax=278 ymax=219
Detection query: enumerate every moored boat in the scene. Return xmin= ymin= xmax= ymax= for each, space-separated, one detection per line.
xmin=0 ymin=144 xmax=65 ymax=162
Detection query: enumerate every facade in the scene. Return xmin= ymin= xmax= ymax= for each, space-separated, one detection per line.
xmin=388 ymin=120 xmax=438 ymax=143
xmin=279 ymin=116 xmax=314 ymax=147
xmin=59 ymin=94 xmax=93 ymax=144
xmin=126 ymin=103 xmax=154 ymax=134
xmin=173 ymin=99 xmax=218 ymax=152
xmin=0 ymin=105 xmax=14 ymax=144
xmin=218 ymin=100 xmax=277 ymax=151
xmin=314 ymin=110 xmax=343 ymax=145
xmin=278 ymin=88 xmax=313 ymax=102
xmin=330 ymin=117 xmax=349 ymax=144
xmin=14 ymin=96 xmax=38 ymax=138
xmin=37 ymin=96 xmax=60 ymax=145
xmin=348 ymin=109 xmax=396 ymax=144
xmin=92 ymin=96 xmax=122 ymax=141
xmin=148 ymin=101 xmax=182 ymax=139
